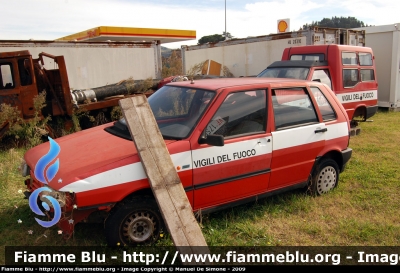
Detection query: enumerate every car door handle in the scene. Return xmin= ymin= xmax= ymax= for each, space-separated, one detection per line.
xmin=257 ymin=138 xmax=271 ymax=146
xmin=314 ymin=128 xmax=328 ymax=133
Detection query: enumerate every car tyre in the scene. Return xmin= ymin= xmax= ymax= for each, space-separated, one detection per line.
xmin=308 ymin=158 xmax=339 ymax=196
xmin=104 ymin=197 xmax=165 ymax=246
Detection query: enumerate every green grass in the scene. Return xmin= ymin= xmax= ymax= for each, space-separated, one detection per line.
xmin=1 ymin=109 xmax=400 ymax=263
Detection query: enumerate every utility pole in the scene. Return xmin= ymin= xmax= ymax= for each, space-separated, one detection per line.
xmin=225 ymin=0 xmax=227 ymax=40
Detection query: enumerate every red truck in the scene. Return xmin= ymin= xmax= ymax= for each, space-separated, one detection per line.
xmin=22 ymin=77 xmax=352 ymax=246
xmin=257 ymin=44 xmax=378 ymax=133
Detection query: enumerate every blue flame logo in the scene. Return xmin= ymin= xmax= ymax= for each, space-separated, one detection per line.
xmin=34 ymin=137 xmax=60 ymax=184
xmin=29 ymin=136 xmax=62 ymax=228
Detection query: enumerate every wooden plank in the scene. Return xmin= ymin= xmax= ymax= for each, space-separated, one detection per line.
xmin=119 ymin=95 xmax=210 ymax=264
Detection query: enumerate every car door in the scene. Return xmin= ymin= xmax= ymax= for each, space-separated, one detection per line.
xmin=191 ymin=89 xmax=272 ymax=210
xmin=268 ymin=86 xmax=327 ymax=190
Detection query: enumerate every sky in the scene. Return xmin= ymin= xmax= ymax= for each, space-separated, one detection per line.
xmin=1 ymin=0 xmax=399 ymax=49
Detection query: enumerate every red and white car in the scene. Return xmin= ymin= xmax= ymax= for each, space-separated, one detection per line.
xmin=22 ymin=77 xmax=352 ymax=246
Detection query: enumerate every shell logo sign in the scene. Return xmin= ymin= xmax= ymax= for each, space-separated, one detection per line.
xmin=277 ymin=19 xmax=290 ymax=33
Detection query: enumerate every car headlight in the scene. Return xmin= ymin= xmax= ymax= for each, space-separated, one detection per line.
xmin=20 ymin=159 xmax=30 ymax=177
xmin=39 ymin=187 xmax=67 ymax=208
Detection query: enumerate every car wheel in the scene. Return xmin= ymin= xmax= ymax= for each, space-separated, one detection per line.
xmin=104 ymin=198 xmax=165 ymax=246
xmin=308 ymin=158 xmax=339 ymax=196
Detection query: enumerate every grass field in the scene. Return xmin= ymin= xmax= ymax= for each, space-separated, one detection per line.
xmin=1 ymin=109 xmax=400 ymax=264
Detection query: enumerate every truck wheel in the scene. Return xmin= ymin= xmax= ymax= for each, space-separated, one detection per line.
xmin=104 ymin=198 xmax=165 ymax=246
xmin=308 ymin=158 xmax=339 ymax=196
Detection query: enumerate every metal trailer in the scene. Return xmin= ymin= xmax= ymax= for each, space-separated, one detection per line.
xmin=181 ymin=27 xmax=365 ymax=78
xmin=357 ymin=23 xmax=400 ymax=110
xmin=0 ymin=40 xmax=162 ymax=90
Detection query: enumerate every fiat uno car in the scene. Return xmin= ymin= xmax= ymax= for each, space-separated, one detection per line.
xmin=22 ymin=77 xmax=352 ymax=246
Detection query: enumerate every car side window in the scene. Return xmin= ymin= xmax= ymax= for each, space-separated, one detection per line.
xmin=360 ymin=69 xmax=375 ymax=82
xmin=359 ymin=52 xmax=373 ymax=66
xmin=18 ymin=58 xmax=33 ymax=86
xmin=342 ymin=51 xmax=374 ymax=87
xmin=311 ymin=69 xmax=332 ymax=89
xmin=272 ymin=88 xmax=319 ymax=130
xmin=342 ymin=52 xmax=357 ymax=65
xmin=290 ymin=54 xmax=325 ymax=61
xmin=343 ymin=69 xmax=359 ymax=87
xmin=0 ymin=63 xmax=14 ymax=90
xmin=205 ymin=90 xmax=266 ymax=138
xmin=310 ymin=87 xmax=337 ymax=121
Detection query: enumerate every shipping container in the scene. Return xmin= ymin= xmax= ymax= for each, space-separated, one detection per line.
xmin=181 ymin=27 xmax=365 ymax=78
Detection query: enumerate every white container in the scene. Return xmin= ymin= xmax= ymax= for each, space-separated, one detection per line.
xmin=357 ymin=23 xmax=400 ymax=110
xmin=0 ymin=40 xmax=161 ymax=90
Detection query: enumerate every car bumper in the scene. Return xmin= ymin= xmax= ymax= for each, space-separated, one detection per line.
xmin=340 ymin=147 xmax=353 ymax=172
xmin=366 ymin=105 xmax=378 ymax=120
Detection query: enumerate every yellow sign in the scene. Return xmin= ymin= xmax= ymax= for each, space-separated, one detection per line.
xmin=277 ymin=19 xmax=290 ymax=33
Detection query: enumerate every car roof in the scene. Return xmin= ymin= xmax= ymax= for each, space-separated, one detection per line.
xmin=165 ymin=77 xmax=315 ymax=91
xmin=267 ymin=60 xmax=329 ymax=68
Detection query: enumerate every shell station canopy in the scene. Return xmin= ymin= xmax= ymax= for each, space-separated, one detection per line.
xmin=56 ymin=26 xmax=196 ymax=44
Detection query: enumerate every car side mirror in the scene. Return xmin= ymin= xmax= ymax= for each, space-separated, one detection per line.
xmin=199 ymin=134 xmax=224 ymax=146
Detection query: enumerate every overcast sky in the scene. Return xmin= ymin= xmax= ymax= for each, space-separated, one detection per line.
xmin=1 ymin=0 xmax=399 ymax=49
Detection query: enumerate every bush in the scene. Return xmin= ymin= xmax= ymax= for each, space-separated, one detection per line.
xmin=0 ymin=92 xmax=50 ymax=148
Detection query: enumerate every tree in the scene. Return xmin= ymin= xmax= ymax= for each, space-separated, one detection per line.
xmin=302 ymin=16 xmax=369 ymax=29
xmin=198 ymin=34 xmax=225 ymax=45
xmin=161 ymin=50 xmax=182 ymax=78
xmin=223 ymin=31 xmax=233 ymax=40
xmin=198 ymin=32 xmax=234 ymax=45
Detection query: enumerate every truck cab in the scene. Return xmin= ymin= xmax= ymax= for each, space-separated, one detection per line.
xmin=257 ymin=45 xmax=378 ymax=127
xmin=0 ymin=50 xmax=74 ymax=138
xmin=0 ymin=51 xmax=38 ymax=122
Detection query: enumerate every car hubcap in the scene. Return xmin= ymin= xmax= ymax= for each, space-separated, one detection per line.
xmin=316 ymin=166 xmax=337 ymax=194
xmin=122 ymin=212 xmax=156 ymax=243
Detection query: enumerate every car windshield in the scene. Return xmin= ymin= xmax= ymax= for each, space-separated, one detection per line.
xmin=105 ymin=86 xmax=215 ymax=140
xmin=148 ymin=86 xmax=215 ymax=139
xmin=257 ymin=67 xmax=309 ymax=80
